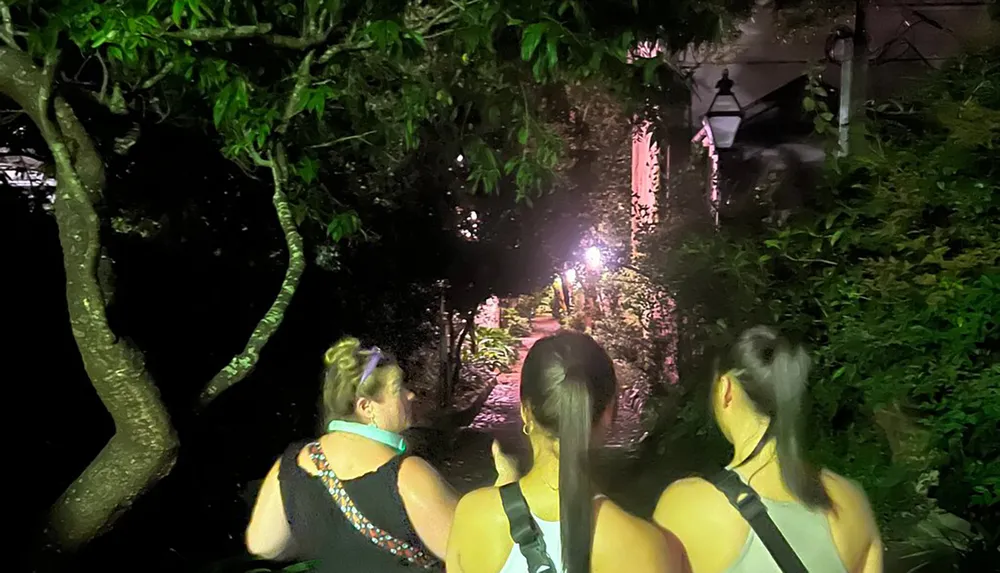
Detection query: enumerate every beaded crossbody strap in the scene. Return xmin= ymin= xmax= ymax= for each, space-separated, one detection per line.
xmin=306 ymin=442 xmax=440 ymax=569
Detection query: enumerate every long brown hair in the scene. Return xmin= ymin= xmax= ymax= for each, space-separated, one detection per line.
xmin=718 ymin=326 xmax=832 ymax=510
xmin=520 ymin=331 xmax=617 ymax=573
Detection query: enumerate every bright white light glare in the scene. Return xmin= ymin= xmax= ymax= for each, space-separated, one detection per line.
xmin=564 ymin=268 xmax=577 ymax=284
xmin=456 ymin=154 xmax=464 ymax=163
xmin=584 ymin=246 xmax=602 ymax=269
xmin=469 ymin=210 xmax=477 ymax=221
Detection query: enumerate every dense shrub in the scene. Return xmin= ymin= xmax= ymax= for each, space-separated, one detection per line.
xmin=463 ymin=326 xmax=520 ymax=372
xmin=639 ymin=46 xmax=1000 ymax=549
xmin=512 ymin=291 xmax=548 ymax=320
xmin=501 ymin=307 xmax=532 ymax=337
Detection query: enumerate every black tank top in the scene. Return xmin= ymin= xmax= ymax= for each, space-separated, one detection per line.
xmin=277 ymin=440 xmax=441 ymax=573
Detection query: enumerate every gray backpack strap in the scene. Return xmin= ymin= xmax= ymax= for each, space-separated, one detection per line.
xmin=498 ymin=483 xmax=558 ymax=573
xmin=709 ymin=469 xmax=810 ymax=573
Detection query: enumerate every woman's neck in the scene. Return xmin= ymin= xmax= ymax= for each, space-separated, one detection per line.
xmin=729 ymin=417 xmax=775 ymax=469
xmin=522 ymin=433 xmax=560 ymax=491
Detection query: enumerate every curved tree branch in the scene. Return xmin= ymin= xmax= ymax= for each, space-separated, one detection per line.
xmin=0 ymin=1 xmax=16 ymax=50
xmin=0 ymin=46 xmax=178 ymax=550
xmin=198 ymin=145 xmax=306 ymax=406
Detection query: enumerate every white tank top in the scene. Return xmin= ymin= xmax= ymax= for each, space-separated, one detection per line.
xmin=723 ymin=473 xmax=848 ymax=573
xmin=497 ymin=512 xmax=563 ymax=573
xmin=497 ymin=494 xmax=605 ymax=573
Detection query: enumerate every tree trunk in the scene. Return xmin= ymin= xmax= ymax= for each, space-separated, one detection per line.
xmin=2 ymin=47 xmax=178 ymax=550
xmin=47 ymin=169 xmax=178 ymax=549
xmin=449 ymin=312 xmax=474 ymax=388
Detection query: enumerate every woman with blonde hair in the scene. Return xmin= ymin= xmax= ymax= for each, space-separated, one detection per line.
xmin=246 ymin=337 xmax=511 ymax=572
xmin=653 ymin=326 xmax=883 ymax=573
xmin=446 ymin=330 xmax=688 ymax=573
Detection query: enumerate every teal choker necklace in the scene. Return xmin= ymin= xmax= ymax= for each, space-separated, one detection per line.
xmin=327 ymin=420 xmax=407 ymax=454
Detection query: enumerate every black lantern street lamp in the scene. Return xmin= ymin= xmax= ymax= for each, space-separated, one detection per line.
xmin=705 ymin=69 xmax=743 ymax=150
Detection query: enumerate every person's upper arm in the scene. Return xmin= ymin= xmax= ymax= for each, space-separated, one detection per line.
xmin=823 ymin=471 xmax=883 ymax=573
xmin=593 ymin=498 xmax=687 ymax=573
xmin=653 ymin=477 xmax=744 ymax=572
xmin=444 ymin=493 xmax=476 ymax=573
xmin=246 ymin=458 xmax=294 ymax=560
xmin=398 ymin=456 xmax=459 ymax=560
xmin=446 ymin=488 xmax=510 ymax=573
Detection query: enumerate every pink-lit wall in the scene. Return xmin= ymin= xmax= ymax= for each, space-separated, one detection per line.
xmin=630 ymin=122 xmax=660 ymax=254
xmin=628 ymin=42 xmax=678 ymax=384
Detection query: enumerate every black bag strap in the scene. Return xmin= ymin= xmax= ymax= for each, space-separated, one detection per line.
xmin=709 ymin=469 xmax=809 ymax=573
xmin=498 ymin=483 xmax=558 ymax=573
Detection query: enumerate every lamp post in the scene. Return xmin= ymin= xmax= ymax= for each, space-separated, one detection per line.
xmin=704 ymin=69 xmax=744 ymax=150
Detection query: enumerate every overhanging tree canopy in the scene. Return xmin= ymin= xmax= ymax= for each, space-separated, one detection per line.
xmin=1 ymin=0 xmax=752 ymax=550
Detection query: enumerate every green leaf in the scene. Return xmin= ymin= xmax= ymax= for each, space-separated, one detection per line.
xmin=213 ymin=95 xmax=228 ymax=127
xmin=643 ymin=60 xmax=658 ymax=86
xmin=803 ymin=97 xmax=816 ymax=111
xmin=404 ymin=30 xmax=427 ymax=50
xmin=172 ymin=0 xmax=185 ymax=25
xmin=367 ymin=20 xmax=402 ymax=52
xmin=520 ymin=22 xmax=546 ymax=62
xmin=830 ymin=229 xmax=845 ymax=246
xmin=545 ymin=36 xmax=559 ymax=69
xmin=517 ymin=125 xmax=529 ymax=145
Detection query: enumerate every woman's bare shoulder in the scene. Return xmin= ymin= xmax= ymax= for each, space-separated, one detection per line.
xmin=594 ymin=498 xmax=688 ymax=573
xmin=654 ymin=476 xmax=733 ymax=523
xmin=454 ymin=485 xmax=507 ymax=529
xmin=821 ymin=469 xmax=876 ymax=514
xmin=448 ymin=486 xmax=514 ymax=573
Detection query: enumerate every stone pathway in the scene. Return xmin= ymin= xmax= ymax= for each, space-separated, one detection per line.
xmin=438 ymin=316 xmax=560 ymax=491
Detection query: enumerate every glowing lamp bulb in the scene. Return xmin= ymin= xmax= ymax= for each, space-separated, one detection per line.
xmin=584 ymin=246 xmax=602 ymax=269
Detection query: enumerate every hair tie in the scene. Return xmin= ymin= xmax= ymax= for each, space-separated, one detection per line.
xmin=360 ymin=347 xmax=383 ymax=383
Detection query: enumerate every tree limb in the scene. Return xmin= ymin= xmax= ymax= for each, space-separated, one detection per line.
xmin=0 ymin=1 xmax=17 ymax=50
xmin=54 ymin=96 xmax=105 ymax=201
xmin=167 ymin=23 xmax=274 ymax=41
xmin=317 ymin=38 xmax=372 ymax=64
xmin=168 ymin=23 xmax=332 ymax=50
xmin=198 ymin=145 xmax=306 ymax=406
xmin=0 ymin=46 xmax=48 ymax=126
xmin=0 ymin=47 xmax=179 ymax=550
xmin=139 ymin=62 xmax=174 ymax=90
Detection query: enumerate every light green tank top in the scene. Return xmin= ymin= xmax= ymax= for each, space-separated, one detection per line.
xmin=723 ymin=473 xmax=848 ymax=573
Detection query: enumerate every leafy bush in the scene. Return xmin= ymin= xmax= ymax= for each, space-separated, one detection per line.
xmin=639 ymin=46 xmax=1000 ymax=546
xmin=513 ymin=290 xmax=549 ymax=320
xmin=463 ymin=326 xmax=520 ymax=372
xmin=502 ymin=307 xmax=532 ymax=337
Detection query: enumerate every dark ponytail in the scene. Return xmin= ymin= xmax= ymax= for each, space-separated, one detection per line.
xmin=728 ymin=326 xmax=832 ymax=510
xmin=520 ymin=331 xmax=617 ymax=573
xmin=770 ymin=341 xmax=831 ymax=510
xmin=559 ymin=368 xmax=594 ymax=573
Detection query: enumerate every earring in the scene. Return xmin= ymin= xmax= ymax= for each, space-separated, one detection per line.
xmin=522 ymin=423 xmax=530 ymax=436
